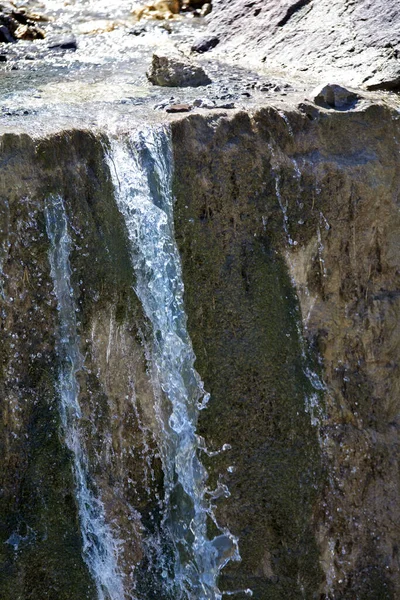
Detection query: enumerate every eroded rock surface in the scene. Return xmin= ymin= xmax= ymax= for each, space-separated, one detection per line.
xmin=0 ymin=131 xmax=164 ymax=599
xmin=206 ymin=0 xmax=400 ymax=89
xmin=147 ymin=49 xmax=212 ymax=86
xmin=172 ymin=102 xmax=400 ymax=599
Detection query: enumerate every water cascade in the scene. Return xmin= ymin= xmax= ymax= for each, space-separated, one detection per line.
xmin=45 ymin=196 xmax=125 ymax=600
xmin=106 ymin=126 xmax=240 ymax=600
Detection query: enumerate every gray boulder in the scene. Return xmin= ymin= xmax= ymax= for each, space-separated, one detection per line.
xmin=312 ymin=83 xmax=361 ymax=110
xmin=206 ymin=0 xmax=400 ymax=90
xmin=147 ymin=50 xmax=211 ymax=87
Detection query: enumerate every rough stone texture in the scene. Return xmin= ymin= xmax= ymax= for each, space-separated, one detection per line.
xmin=0 ymin=131 xmax=165 ymax=599
xmin=191 ymin=35 xmax=220 ymax=54
xmin=206 ymin=0 xmax=400 ymax=90
xmin=147 ymin=50 xmax=212 ymax=87
xmin=312 ymin=83 xmax=361 ymax=110
xmin=1 ymin=96 xmax=400 ymax=600
xmin=171 ymin=102 xmax=400 ymax=599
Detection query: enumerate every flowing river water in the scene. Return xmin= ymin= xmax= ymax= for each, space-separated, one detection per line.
xmin=43 ymin=126 xmax=241 ymax=600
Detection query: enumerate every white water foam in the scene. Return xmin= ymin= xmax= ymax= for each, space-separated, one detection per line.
xmin=45 ymin=195 xmax=125 ymax=600
xmin=106 ymin=126 xmax=240 ymax=600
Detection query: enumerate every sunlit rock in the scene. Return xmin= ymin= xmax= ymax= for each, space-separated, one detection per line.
xmin=312 ymin=83 xmax=361 ymax=110
xmin=147 ymin=49 xmax=212 ymax=86
xmin=132 ymin=0 xmax=181 ymax=21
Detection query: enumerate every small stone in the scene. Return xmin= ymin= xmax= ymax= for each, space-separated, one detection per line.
xmin=215 ymin=102 xmax=236 ymax=109
xmin=48 ymin=35 xmax=77 ymax=50
xmin=200 ymin=2 xmax=212 ymax=16
xmin=0 ymin=24 xmax=14 ymax=43
xmin=147 ymin=50 xmax=211 ymax=87
xmin=165 ymin=103 xmax=192 ymax=113
xmin=128 ymin=25 xmax=147 ymax=35
xmin=158 ymin=21 xmax=172 ymax=33
xmin=312 ymin=83 xmax=360 ymax=110
xmin=191 ymin=35 xmax=219 ymax=53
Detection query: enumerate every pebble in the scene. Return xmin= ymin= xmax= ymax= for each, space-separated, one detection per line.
xmin=165 ymin=103 xmax=192 ymax=113
xmin=47 ymin=35 xmax=77 ymax=50
xmin=191 ymin=35 xmax=220 ymax=54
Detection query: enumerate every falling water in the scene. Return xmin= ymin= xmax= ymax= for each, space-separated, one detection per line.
xmin=106 ymin=126 xmax=239 ymax=600
xmin=45 ymin=195 xmax=125 ymax=600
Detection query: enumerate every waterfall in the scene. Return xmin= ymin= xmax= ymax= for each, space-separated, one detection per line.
xmin=45 ymin=195 xmax=125 ymax=600
xmin=106 ymin=126 xmax=239 ymax=600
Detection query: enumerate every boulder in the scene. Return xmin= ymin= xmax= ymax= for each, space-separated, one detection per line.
xmin=312 ymin=83 xmax=361 ymax=110
xmin=206 ymin=0 xmax=400 ymax=90
xmin=147 ymin=50 xmax=211 ymax=87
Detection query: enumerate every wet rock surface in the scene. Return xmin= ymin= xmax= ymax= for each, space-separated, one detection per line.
xmin=0 ymin=0 xmax=400 ymax=599
xmin=0 ymin=130 xmax=165 ymax=599
xmin=172 ymin=103 xmax=400 ymax=599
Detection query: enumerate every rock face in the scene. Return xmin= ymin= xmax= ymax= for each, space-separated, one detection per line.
xmin=172 ymin=102 xmax=400 ymax=599
xmin=0 ymin=131 xmax=163 ymax=600
xmin=0 ymin=98 xmax=400 ymax=600
xmin=147 ymin=50 xmax=212 ymax=86
xmin=206 ymin=0 xmax=400 ymax=90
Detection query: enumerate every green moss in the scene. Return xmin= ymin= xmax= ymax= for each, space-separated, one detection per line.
xmin=172 ymin=113 xmax=325 ymax=599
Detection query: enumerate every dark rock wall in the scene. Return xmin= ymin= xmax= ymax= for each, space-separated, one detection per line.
xmin=0 ymin=131 xmax=163 ymax=599
xmin=172 ymin=112 xmax=324 ymax=600
xmin=171 ymin=103 xmax=400 ymax=599
xmin=0 ymin=101 xmax=399 ymax=599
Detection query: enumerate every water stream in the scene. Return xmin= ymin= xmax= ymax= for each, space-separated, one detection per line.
xmin=45 ymin=195 xmax=125 ymax=600
xmin=106 ymin=126 xmax=239 ymax=600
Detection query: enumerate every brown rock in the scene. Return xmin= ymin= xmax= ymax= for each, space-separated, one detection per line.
xmin=133 ymin=0 xmax=180 ymax=20
xmin=166 ymin=103 xmax=192 ymax=112
xmin=147 ymin=50 xmax=211 ymax=86
xmin=14 ymin=22 xmax=45 ymax=40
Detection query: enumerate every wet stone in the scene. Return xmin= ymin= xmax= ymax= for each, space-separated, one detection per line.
xmin=191 ymin=35 xmax=220 ymax=53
